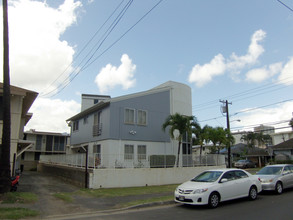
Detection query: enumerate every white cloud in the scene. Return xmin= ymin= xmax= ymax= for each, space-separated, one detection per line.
xmin=25 ymin=98 xmax=80 ymax=133
xmin=95 ymin=54 xmax=136 ymax=93
xmin=0 ymin=0 xmax=82 ymax=93
xmin=228 ymin=29 xmax=266 ymax=71
xmin=188 ymin=54 xmax=226 ymax=87
xmin=278 ymin=57 xmax=293 ymax=85
xmin=245 ymin=62 xmax=282 ymax=82
xmin=239 ymin=101 xmax=293 ymax=133
xmin=188 ymin=29 xmax=266 ymax=87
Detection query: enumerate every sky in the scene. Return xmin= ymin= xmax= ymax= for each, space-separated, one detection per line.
xmin=0 ymin=0 xmax=293 ymax=134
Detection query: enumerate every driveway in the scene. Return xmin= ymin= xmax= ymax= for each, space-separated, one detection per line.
xmin=7 ymin=171 xmax=172 ymax=218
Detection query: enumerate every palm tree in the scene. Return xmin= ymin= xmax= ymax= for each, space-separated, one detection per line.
xmin=241 ymin=132 xmax=257 ymax=148
xmin=162 ymin=113 xmax=195 ymax=167
xmin=241 ymin=131 xmax=271 ymax=148
xmin=192 ymin=124 xmax=210 ymax=162
xmin=208 ymin=127 xmax=228 ymax=154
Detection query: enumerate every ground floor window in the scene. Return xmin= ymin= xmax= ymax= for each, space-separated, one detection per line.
xmin=137 ymin=145 xmax=146 ymax=160
xmin=124 ymin=144 xmax=134 ymax=160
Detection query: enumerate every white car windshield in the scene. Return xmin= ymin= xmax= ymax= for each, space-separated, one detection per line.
xmin=191 ymin=171 xmax=223 ymax=182
xmin=258 ymin=166 xmax=283 ymax=175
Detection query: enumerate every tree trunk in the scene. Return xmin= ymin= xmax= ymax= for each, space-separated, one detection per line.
xmin=176 ymin=141 xmax=181 ymax=167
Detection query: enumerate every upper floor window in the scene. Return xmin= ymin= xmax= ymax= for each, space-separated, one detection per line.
xmin=137 ymin=110 xmax=147 ymax=126
xmin=124 ymin=108 xmax=135 ymax=124
xmin=93 ymin=111 xmax=102 ymax=136
xmin=83 ymin=116 xmax=88 ymax=124
xmin=36 ymin=135 xmax=42 ymax=150
xmin=73 ymin=121 xmax=79 ymax=131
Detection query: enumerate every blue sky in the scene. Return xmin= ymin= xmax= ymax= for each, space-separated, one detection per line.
xmin=1 ymin=0 xmax=293 ymax=133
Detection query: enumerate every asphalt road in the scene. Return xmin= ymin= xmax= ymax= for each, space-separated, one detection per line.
xmin=47 ymin=189 xmax=293 ymax=220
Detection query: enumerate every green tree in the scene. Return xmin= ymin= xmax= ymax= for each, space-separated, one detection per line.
xmin=192 ymin=124 xmax=210 ymax=161
xmin=162 ymin=113 xmax=195 ymax=167
xmin=207 ymin=127 xmax=228 ymax=154
xmin=241 ymin=131 xmax=271 ymax=148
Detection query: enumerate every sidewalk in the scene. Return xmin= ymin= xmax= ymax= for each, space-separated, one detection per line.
xmin=0 ymin=171 xmax=174 ymax=218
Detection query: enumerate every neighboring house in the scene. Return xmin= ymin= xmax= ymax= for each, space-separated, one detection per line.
xmin=221 ymin=143 xmax=269 ymax=167
xmin=272 ymin=138 xmax=293 ymax=161
xmin=66 ymin=81 xmax=192 ymax=168
xmin=20 ymin=130 xmax=69 ymax=171
xmin=192 ymin=145 xmax=213 ymax=156
xmin=0 ymin=83 xmax=38 ymax=174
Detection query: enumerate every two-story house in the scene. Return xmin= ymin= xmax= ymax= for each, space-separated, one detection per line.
xmin=20 ymin=130 xmax=70 ymax=171
xmin=0 ymin=83 xmax=38 ymax=174
xmin=66 ymin=81 xmax=192 ymax=168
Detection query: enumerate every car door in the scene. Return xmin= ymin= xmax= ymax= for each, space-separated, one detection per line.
xmin=218 ymin=171 xmax=239 ymax=201
xmin=281 ymin=166 xmax=291 ymax=189
xmin=233 ymin=170 xmax=251 ymax=197
xmin=287 ymin=165 xmax=293 ymax=187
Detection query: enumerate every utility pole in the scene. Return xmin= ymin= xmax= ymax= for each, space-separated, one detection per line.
xmin=0 ymin=0 xmax=11 ymax=193
xmin=220 ymin=100 xmax=232 ymax=168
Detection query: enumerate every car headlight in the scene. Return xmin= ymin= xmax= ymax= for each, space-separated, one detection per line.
xmin=193 ymin=188 xmax=208 ymax=194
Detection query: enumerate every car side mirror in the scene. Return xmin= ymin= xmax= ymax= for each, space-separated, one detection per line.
xmin=220 ymin=178 xmax=228 ymax=183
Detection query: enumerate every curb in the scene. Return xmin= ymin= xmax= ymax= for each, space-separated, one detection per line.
xmin=42 ymin=200 xmax=175 ymax=219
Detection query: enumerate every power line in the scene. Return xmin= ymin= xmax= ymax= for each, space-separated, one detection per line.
xmin=277 ymin=0 xmax=293 ymax=12
xmin=198 ymin=98 xmax=293 ymax=123
xmin=41 ymin=0 xmax=134 ymax=97
xmin=193 ymin=76 xmax=293 ymax=110
xmin=41 ymin=0 xmax=164 ymax=98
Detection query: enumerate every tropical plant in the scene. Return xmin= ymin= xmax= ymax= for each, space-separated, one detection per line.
xmin=207 ymin=127 xmax=229 ymax=154
xmin=191 ymin=124 xmax=210 ymax=160
xmin=162 ymin=113 xmax=196 ymax=167
xmin=241 ymin=131 xmax=271 ymax=148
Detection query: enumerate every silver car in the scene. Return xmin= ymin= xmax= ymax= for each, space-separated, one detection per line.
xmin=256 ymin=164 xmax=293 ymax=194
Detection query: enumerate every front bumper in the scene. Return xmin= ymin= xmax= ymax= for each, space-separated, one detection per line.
xmin=174 ymin=192 xmax=209 ymax=205
xmin=261 ymin=182 xmax=276 ymax=191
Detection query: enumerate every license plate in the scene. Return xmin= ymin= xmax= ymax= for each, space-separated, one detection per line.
xmin=179 ymin=196 xmax=185 ymax=201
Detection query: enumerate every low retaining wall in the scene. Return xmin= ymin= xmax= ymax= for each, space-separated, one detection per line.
xmin=37 ymin=163 xmax=90 ymax=188
xmin=38 ymin=163 xmax=225 ymax=188
xmin=90 ymin=165 xmax=226 ymax=188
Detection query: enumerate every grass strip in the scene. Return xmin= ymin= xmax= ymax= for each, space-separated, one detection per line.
xmin=78 ymin=184 xmax=177 ymax=198
xmin=0 ymin=192 xmax=38 ymax=204
xmin=117 ymin=195 xmax=174 ymax=208
xmin=0 ymin=207 xmax=39 ymax=219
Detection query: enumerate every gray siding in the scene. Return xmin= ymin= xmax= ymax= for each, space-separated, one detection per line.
xmin=70 ymin=90 xmax=170 ymax=145
xmin=109 ymin=90 xmax=170 ymax=141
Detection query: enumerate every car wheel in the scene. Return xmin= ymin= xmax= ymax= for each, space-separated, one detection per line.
xmin=248 ymin=186 xmax=257 ymax=200
xmin=275 ymin=182 xmax=283 ymax=194
xmin=208 ymin=192 xmax=220 ymax=208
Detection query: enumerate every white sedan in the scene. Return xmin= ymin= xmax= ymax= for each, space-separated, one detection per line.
xmin=174 ymin=168 xmax=262 ymax=208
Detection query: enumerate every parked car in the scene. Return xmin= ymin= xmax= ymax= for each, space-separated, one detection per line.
xmin=174 ymin=169 xmax=262 ymax=208
xmin=234 ymin=159 xmax=256 ymax=169
xmin=256 ymin=164 xmax=293 ymax=194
